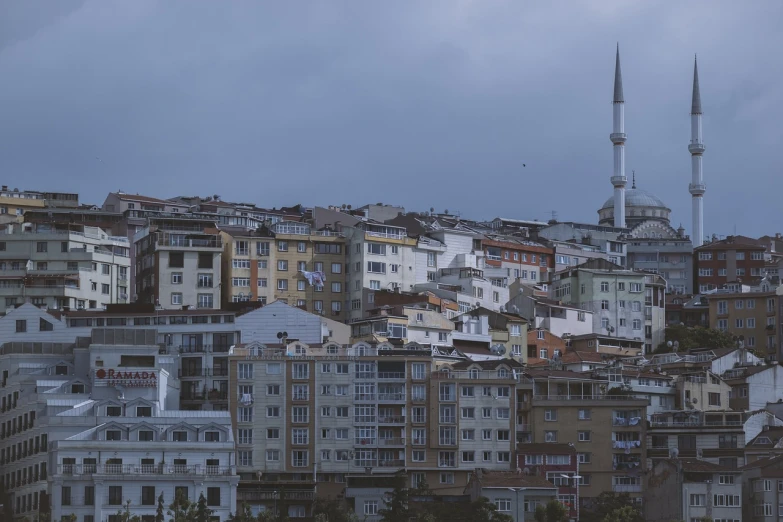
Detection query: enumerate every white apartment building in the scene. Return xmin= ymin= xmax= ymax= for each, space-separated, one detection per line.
xmin=344 ymin=223 xmax=418 ymax=321
xmin=134 ymin=216 xmax=222 ymax=309
xmin=0 ymin=223 xmax=131 ymax=313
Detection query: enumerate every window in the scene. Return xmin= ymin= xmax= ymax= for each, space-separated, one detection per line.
xmin=367 ymin=261 xmax=386 ymax=273
xmin=544 ymin=409 xmax=557 ymax=421
xmin=578 ymin=452 xmax=591 ymax=464
xmin=601 ymin=300 xmax=610 ymax=310
xmin=108 ymin=486 xmax=123 ymax=505
xmin=578 ymin=431 xmax=591 ymax=442
xmin=600 ymin=281 xmax=609 ymax=292
xmin=495 ymin=499 xmax=511 ymax=512
xmin=364 ymin=501 xmax=378 ymax=516
xmin=440 ymin=472 xmax=454 ymax=484
xmin=632 ymin=319 xmax=642 ymax=330
xmin=278 ymin=241 xmax=288 ymax=252
xmin=15 ymin=319 xmax=27 ymax=333
xmin=578 ymin=409 xmax=591 ymax=420
xmin=545 ymin=431 xmax=557 ymax=442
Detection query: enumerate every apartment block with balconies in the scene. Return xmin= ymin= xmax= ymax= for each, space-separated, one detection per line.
xmin=134 ymin=216 xmax=222 ymax=309
xmin=709 ymin=290 xmax=779 ymax=358
xmin=221 ymin=221 xmax=347 ymax=320
xmin=521 ymin=369 xmax=648 ymax=506
xmin=0 ymin=223 xmax=131 ymax=313
xmin=228 ymin=342 xmax=521 ymax=519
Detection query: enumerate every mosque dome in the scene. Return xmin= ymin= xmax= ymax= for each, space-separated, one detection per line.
xmin=598 ymin=186 xmax=671 ymax=228
xmin=600 ymin=188 xmax=668 ymax=211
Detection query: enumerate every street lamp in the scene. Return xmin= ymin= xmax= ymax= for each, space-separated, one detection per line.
xmin=560 ymin=474 xmax=582 ymax=522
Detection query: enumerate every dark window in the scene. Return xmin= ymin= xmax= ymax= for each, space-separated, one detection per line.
xmin=106 ymin=430 xmax=122 ymax=441
xmin=718 ymin=457 xmax=737 ymax=469
xmin=207 ymin=487 xmax=221 ymax=506
xmin=108 ymin=486 xmax=122 ymax=505
xmin=36 ymin=242 xmax=47 ymax=253
xmin=84 ymin=486 xmax=94 ymax=506
xmin=54 ymin=365 xmax=68 ymax=376
xmin=133 ymin=317 xmax=151 ymax=325
xmin=719 ymin=434 xmax=738 ymax=449
xmin=61 ymin=486 xmax=71 ymax=506
xmin=205 ymin=431 xmax=220 ymax=442
xmin=174 ymin=486 xmax=188 ymax=503
xmin=106 ymin=406 xmax=121 ymax=417
xmin=138 ymin=430 xmax=154 ymax=442
xmin=173 ymin=431 xmax=188 ymax=442
xmin=106 ymin=318 xmax=126 ymax=326
xmin=678 ymin=435 xmax=697 ymax=450
xmin=15 ymin=320 xmax=26 ymax=333
xmin=198 ymin=253 xmax=213 ymax=269
xmin=141 ymin=486 xmax=156 ymax=505
xmin=61 ymin=242 xmax=68 ymax=253
xmin=39 ymin=318 xmax=53 ymax=331
xmin=136 ymin=406 xmax=152 ymax=417
xmin=169 ymin=252 xmax=184 ymax=268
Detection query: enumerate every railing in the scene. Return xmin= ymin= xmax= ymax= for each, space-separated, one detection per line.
xmin=354 ymin=394 xmax=376 ymax=401
xmin=178 ymin=368 xmax=209 ymax=378
xmin=378 ymin=393 xmax=405 ymax=401
xmin=412 ymin=437 xmax=426 ymax=446
xmin=380 ymin=437 xmax=405 ymax=446
xmin=181 ymin=392 xmax=228 ymax=401
xmin=378 ymin=459 xmax=405 ymax=467
xmin=157 ymin=236 xmax=222 ymax=248
xmin=354 ymin=416 xmax=376 ymax=423
xmin=412 ymin=417 xmax=426 ymax=424
xmin=292 ymin=393 xmax=310 ymax=401
xmin=411 ymin=396 xmax=426 ymax=403
xmin=378 ymin=416 xmax=405 ymax=424
xmin=315 ymin=230 xmax=342 ymax=237
xmin=237 ymin=490 xmax=314 ymax=501
xmin=439 ymin=416 xmax=456 ymax=424
xmin=438 ymin=460 xmax=456 ymax=468
xmin=651 ymin=418 xmax=742 ymax=427
xmin=612 ymin=484 xmax=642 ymax=493
xmin=534 ymin=394 xmax=647 ymax=401
xmin=439 ymin=395 xmax=456 ymax=402
xmin=378 ymin=372 xmax=406 ymax=379
xmin=354 ymin=459 xmax=377 ymax=467
xmin=355 ymin=438 xmax=377 ymax=446
xmin=432 ymin=370 xmax=530 ymax=382
xmin=365 ymin=231 xmax=405 ymax=240
xmin=61 ymin=464 xmax=235 ymax=476
xmin=356 ymin=372 xmax=377 ymax=379
xmin=439 ymin=439 xmax=457 ymax=446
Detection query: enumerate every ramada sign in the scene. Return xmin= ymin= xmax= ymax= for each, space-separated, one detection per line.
xmin=95 ymin=368 xmax=158 ymax=388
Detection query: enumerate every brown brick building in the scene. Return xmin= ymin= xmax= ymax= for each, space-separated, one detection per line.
xmin=693 ymin=235 xmax=766 ymax=293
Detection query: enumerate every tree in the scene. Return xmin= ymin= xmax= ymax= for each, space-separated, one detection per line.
xmin=464 ymin=497 xmax=514 ymax=522
xmin=313 ymin=498 xmax=360 ymax=522
xmin=581 ymin=492 xmax=643 ymax=522
xmin=168 ymin=489 xmax=192 ymax=522
xmin=156 ymin=493 xmax=166 ymax=522
xmin=116 ymin=500 xmax=142 ymax=522
xmin=228 ymin=503 xmax=257 ymax=522
xmin=534 ymin=500 xmax=569 ymax=522
xmin=655 ymin=324 xmax=738 ymax=353
xmin=379 ymin=471 xmax=412 ymax=522
xmin=601 ymin=506 xmax=644 ymax=522
xmin=194 ymin=493 xmax=214 ymax=522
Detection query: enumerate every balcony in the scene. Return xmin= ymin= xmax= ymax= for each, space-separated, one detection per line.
xmin=439 ymin=416 xmax=456 ymax=425
xmin=177 ymin=345 xmax=232 ymax=354
xmin=354 ymin=459 xmax=378 ymax=467
xmin=354 ymin=394 xmax=376 ymax=402
xmin=181 ymin=391 xmax=228 ymax=402
xmin=378 ymin=415 xmax=405 ymax=424
xmin=612 ymin=484 xmax=642 ymax=493
xmin=237 ymin=490 xmax=314 ymax=502
xmin=378 ymin=372 xmax=406 ymax=380
xmin=156 ymin=236 xmax=222 ymax=249
xmin=355 ymin=438 xmax=377 ymax=446
xmin=355 ymin=415 xmax=377 ymax=424
xmin=60 ymin=464 xmax=235 ymax=476
xmin=378 ymin=393 xmax=405 ymax=402
xmin=439 ymin=439 xmax=457 ymax=447
xmin=178 ymin=368 xmax=208 ymax=378
xmin=378 ymin=459 xmax=405 ymax=468
xmin=411 ymin=395 xmax=426 ymax=404
xmin=292 ymin=393 xmax=310 ymax=402
xmin=380 ymin=437 xmax=405 ymax=446
xmin=356 ymin=371 xmax=377 ymax=379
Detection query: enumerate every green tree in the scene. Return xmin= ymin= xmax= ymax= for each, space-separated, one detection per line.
xmin=168 ymin=489 xmax=192 ymax=522
xmin=379 ymin=471 xmax=412 ymax=522
xmin=156 ymin=493 xmax=166 ymax=522
xmin=313 ymin=498 xmax=359 ymax=522
xmin=60 ymin=516 xmax=78 ymax=522
xmin=194 ymin=493 xmax=213 ymax=522
xmin=116 ymin=500 xmax=142 ymax=522
xmin=601 ymin=506 xmax=645 ymax=522
xmin=534 ymin=500 xmax=569 ymax=522
xmin=655 ymin=324 xmax=738 ymax=353
xmin=465 ymin=497 xmax=514 ymax=522
xmin=228 ymin=503 xmax=257 ymax=522
xmin=581 ymin=492 xmax=643 ymax=522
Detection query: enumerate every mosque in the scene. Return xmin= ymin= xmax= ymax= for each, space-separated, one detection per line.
xmin=595 ymin=46 xmax=705 ymax=247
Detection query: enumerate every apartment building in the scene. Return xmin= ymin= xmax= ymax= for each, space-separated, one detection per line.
xmin=221 ymin=221 xmax=347 ymax=321
xmin=465 ymin=471 xmax=559 ymax=522
xmin=0 ymin=223 xmax=131 ymax=313
xmin=520 ymin=369 xmax=648 ymax=506
xmin=627 ymin=237 xmax=694 ymax=294
xmin=227 ymin=343 xmax=520 ymax=518
xmin=0 ymin=186 xmax=47 ymax=220
xmin=550 ymin=259 xmax=665 ymax=354
xmin=134 ymin=215 xmax=222 ymax=309
xmin=722 ymin=364 xmax=783 ymax=412
xmin=645 ymin=459 xmax=742 ymax=522
xmin=452 ymin=308 xmax=529 ymax=362
xmin=526 ymin=329 xmax=566 ymax=363
xmin=508 ymin=290 xmax=593 ymax=339
xmin=480 ymin=235 xmax=554 ymax=285
xmin=694 ymin=235 xmax=766 ymax=292
xmin=537 ymin=222 xmax=627 ymax=267
xmin=515 ymin=443 xmax=579 ymax=519
xmin=743 ymin=456 xmax=783 ymax=522
xmin=343 ymin=222 xmax=418 ymax=321
xmin=546 ymin=239 xmax=610 ymax=277
xmin=647 ymin=410 xmax=745 ymax=469
xmin=709 ymin=290 xmax=778 ymax=358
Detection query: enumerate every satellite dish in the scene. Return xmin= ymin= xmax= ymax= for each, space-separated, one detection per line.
xmin=490 ymin=344 xmax=507 ymax=356
xmin=512 ymin=305 xmax=520 ymax=314
xmin=276 ymin=332 xmax=283 ymax=339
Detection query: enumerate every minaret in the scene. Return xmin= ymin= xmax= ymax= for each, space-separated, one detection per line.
xmin=688 ymin=56 xmax=706 ymax=247
xmin=610 ymin=44 xmax=627 ymax=228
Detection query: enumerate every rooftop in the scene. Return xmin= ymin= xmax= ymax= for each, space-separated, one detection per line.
xmin=477 ymin=471 xmax=558 ymax=489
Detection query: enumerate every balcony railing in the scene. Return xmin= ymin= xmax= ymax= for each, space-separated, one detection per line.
xmin=378 ymin=459 xmax=405 ymax=467
xmin=411 ymin=396 xmax=426 ymax=403
xmin=612 ymin=484 xmax=642 ymax=493
xmin=181 ymin=392 xmax=228 ymax=402
xmin=354 ymin=416 xmax=376 ymax=423
xmin=380 ymin=437 xmax=405 ymax=446
xmin=177 ymin=345 xmax=232 ymax=354
xmin=356 ymin=372 xmax=376 ymax=379
xmin=157 ymin=237 xmax=222 ymax=249
xmin=378 ymin=393 xmax=405 ymax=401
xmin=237 ymin=490 xmax=314 ymax=502
xmin=378 ymin=416 xmax=405 ymax=424
xmin=378 ymin=372 xmax=406 ymax=380
xmin=354 ymin=459 xmax=377 ymax=467
xmin=355 ymin=438 xmax=377 ymax=446
xmin=534 ymin=394 xmax=648 ymax=401
xmin=354 ymin=394 xmax=376 ymax=401
xmin=59 ymin=464 xmax=235 ymax=476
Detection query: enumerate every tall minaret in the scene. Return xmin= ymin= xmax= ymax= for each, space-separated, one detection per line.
xmin=688 ymin=56 xmax=706 ymax=247
xmin=610 ymin=44 xmax=627 ymax=228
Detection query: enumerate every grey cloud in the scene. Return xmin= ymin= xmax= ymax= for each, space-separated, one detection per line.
xmin=0 ymin=0 xmax=781 ymax=236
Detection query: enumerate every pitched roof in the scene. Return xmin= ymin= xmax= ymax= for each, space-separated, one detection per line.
xmin=109 ymin=192 xmax=176 ymax=205
xmin=478 ymin=471 xmax=558 ymax=489
xmin=696 ymin=235 xmax=764 ymax=251
xmin=748 ymin=427 xmax=783 ymax=447
xmin=451 ymin=359 xmax=524 ymax=370
xmin=674 ymin=458 xmax=739 ymax=473
xmin=740 ymin=454 xmax=783 ymax=470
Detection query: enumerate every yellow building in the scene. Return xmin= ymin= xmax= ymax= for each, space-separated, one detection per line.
xmin=221 ymin=222 xmax=347 ymax=321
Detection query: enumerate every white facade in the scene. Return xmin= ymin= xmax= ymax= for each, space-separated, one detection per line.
xmin=0 ymin=224 xmax=131 ymax=313
xmin=688 ymin=58 xmax=706 ymax=248
xmin=235 ymin=301 xmax=351 ymax=345
xmin=610 ymin=45 xmax=627 ymax=228
xmin=403 ymin=307 xmax=454 ymax=347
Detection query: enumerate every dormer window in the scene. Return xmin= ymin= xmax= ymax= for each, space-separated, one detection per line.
xmin=106 ymin=406 xmax=121 ymax=417
xmin=469 ymin=369 xmax=480 ymax=379
xmin=55 ymin=365 xmax=68 ymax=376
xmin=498 ymin=368 xmax=509 ymax=378
xmin=136 ymin=406 xmax=152 ymax=417
xmin=205 ymin=431 xmax=220 ymax=442
xmin=106 ymin=430 xmax=122 ymax=441
xmin=139 ymin=430 xmax=154 ymax=442
xmin=70 ymin=383 xmax=85 ymax=394
xmin=173 ymin=431 xmax=188 ymax=442
xmin=326 ymin=345 xmax=339 ymax=355
xmin=755 ymin=437 xmax=771 ymax=445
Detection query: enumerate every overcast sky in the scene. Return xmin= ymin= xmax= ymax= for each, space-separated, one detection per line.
xmin=0 ymin=1 xmax=781 ymax=237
